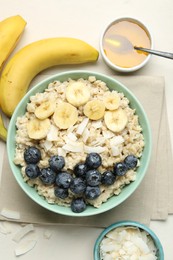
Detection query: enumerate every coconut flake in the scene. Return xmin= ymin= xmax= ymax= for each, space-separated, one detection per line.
xmin=110 ymin=136 xmax=124 ymax=146
xmin=47 ymin=125 xmax=59 ymax=141
xmin=42 ymin=140 xmax=53 ymax=151
xmin=57 ymin=147 xmax=67 ymax=157
xmin=102 ymin=130 xmax=115 ymax=139
xmin=67 ymin=132 xmax=77 ymax=141
xmin=100 ymin=226 xmax=157 ymax=259
xmin=111 ymin=146 xmax=120 ymax=156
xmin=76 ymin=117 xmax=89 ymax=135
xmin=62 ymin=141 xmax=84 ymax=153
xmin=84 ymin=145 xmax=106 ymax=153
xmin=91 ymin=120 xmax=102 ymax=129
xmin=0 ymin=221 xmax=11 ymax=234
xmin=43 ymin=229 xmax=52 ymax=239
xmin=15 ymin=240 xmax=37 ymax=256
xmin=0 ymin=208 xmax=20 ymax=220
xmin=91 ymin=137 xmax=106 ymax=146
xmin=82 ymin=128 xmax=90 ymax=143
xmin=12 ymin=224 xmax=34 ymax=242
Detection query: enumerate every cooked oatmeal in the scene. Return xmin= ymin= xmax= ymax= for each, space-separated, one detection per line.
xmin=14 ymin=76 xmax=144 ymax=210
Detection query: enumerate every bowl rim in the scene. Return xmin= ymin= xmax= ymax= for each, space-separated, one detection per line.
xmin=94 ymin=220 xmax=164 ymax=259
xmin=7 ymin=70 xmax=152 ymax=217
xmin=100 ymin=16 xmax=154 ymax=72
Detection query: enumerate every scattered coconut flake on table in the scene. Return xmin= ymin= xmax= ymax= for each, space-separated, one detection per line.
xmin=12 ymin=224 xmax=34 ymax=242
xmin=43 ymin=229 xmax=52 ymax=239
xmin=0 ymin=208 xmax=20 ymax=220
xmin=100 ymin=227 xmax=157 ymax=259
xmin=0 ymin=221 xmax=11 ymax=234
xmin=15 ymin=240 xmax=37 ymax=256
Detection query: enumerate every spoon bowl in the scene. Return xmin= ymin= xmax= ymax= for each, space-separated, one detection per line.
xmin=105 ymin=34 xmax=133 ymax=53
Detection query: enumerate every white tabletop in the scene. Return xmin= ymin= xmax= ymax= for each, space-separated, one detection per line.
xmin=0 ymin=0 xmax=173 ymax=259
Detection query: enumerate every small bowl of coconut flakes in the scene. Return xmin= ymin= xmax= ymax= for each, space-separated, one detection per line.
xmin=94 ymin=221 xmax=164 ymax=260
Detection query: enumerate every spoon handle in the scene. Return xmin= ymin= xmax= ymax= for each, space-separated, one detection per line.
xmin=134 ymin=47 xmax=173 ymax=59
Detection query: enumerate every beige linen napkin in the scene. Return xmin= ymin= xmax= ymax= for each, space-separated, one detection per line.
xmin=115 ymin=75 xmax=173 ymax=218
xmin=0 ymin=75 xmax=172 ymax=227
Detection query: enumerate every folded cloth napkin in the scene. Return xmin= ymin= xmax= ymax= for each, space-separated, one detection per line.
xmin=0 ymin=75 xmax=172 ymax=227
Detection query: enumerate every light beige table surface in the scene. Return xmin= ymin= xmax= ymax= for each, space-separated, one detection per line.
xmin=0 ymin=0 xmax=173 ymax=259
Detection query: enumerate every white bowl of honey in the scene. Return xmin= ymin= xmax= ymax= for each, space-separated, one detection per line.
xmin=100 ymin=17 xmax=153 ymax=72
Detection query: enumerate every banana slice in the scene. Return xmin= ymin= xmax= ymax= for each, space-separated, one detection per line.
xmin=84 ymin=100 xmax=105 ymax=120
xmin=35 ymin=100 xmax=56 ymax=119
xmin=27 ymin=118 xmax=51 ymax=140
xmin=104 ymin=108 xmax=128 ymax=133
xmin=65 ymin=81 xmax=90 ymax=107
xmin=104 ymin=92 xmax=120 ymax=110
xmin=53 ymin=102 xmax=78 ymax=129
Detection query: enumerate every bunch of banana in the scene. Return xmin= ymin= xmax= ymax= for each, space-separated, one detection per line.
xmin=0 ymin=15 xmax=26 ymax=71
xmin=0 ymin=114 xmax=7 ymax=142
xmin=0 ymin=37 xmax=99 ymax=117
xmin=0 ymin=15 xmax=26 ymax=142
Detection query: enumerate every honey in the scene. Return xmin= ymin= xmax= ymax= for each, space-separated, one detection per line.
xmin=103 ymin=20 xmax=151 ymax=68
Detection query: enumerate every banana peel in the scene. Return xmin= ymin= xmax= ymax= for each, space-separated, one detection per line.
xmin=0 ymin=15 xmax=26 ymax=71
xmin=0 ymin=113 xmax=7 ymax=142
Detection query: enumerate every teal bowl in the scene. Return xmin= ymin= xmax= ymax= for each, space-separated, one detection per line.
xmin=7 ymin=70 xmax=152 ymax=217
xmin=94 ymin=221 xmax=164 ymax=259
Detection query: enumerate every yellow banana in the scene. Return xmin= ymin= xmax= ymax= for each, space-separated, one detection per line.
xmin=0 ymin=38 xmax=99 ymax=117
xmin=0 ymin=114 xmax=7 ymax=142
xmin=0 ymin=15 xmax=26 ymax=71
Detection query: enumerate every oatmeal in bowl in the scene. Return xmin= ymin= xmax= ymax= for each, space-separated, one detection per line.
xmin=7 ymin=71 xmax=152 ymax=216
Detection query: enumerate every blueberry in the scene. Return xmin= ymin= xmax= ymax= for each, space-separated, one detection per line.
xmin=73 ymin=163 xmax=88 ymax=178
xmin=113 ymin=162 xmax=128 ymax=176
xmin=24 ymin=146 xmax=41 ymax=164
xmin=25 ymin=164 xmax=40 ymax=179
xmin=85 ymin=186 xmax=101 ymax=200
xmin=101 ymin=170 xmax=116 ymax=186
xmin=71 ymin=198 xmax=86 ymax=213
xmin=54 ymin=187 xmax=69 ymax=199
xmin=56 ymin=172 xmax=73 ymax=189
xmin=124 ymin=155 xmax=138 ymax=169
xmin=49 ymin=155 xmax=65 ymax=172
xmin=86 ymin=169 xmax=101 ymax=186
xmin=85 ymin=153 xmax=102 ymax=169
xmin=70 ymin=178 xmax=86 ymax=195
xmin=39 ymin=168 xmax=56 ymax=185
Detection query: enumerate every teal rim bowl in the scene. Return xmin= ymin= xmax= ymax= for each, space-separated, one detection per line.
xmin=94 ymin=220 xmax=164 ymax=259
xmin=7 ymin=70 xmax=152 ymax=217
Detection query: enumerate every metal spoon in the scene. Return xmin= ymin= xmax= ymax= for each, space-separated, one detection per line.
xmin=134 ymin=46 xmax=173 ymax=59
xmin=105 ymin=34 xmax=173 ymax=59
